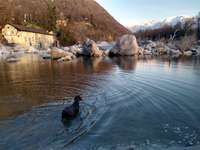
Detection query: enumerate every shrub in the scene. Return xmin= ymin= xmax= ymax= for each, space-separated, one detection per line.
xmin=176 ymin=35 xmax=197 ymax=51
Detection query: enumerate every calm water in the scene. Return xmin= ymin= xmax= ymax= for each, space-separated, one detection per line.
xmin=0 ymin=54 xmax=200 ymax=150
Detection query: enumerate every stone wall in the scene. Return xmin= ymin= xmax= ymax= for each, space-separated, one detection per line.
xmin=2 ymin=24 xmax=55 ymax=49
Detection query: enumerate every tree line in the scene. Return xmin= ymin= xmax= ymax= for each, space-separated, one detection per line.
xmin=135 ymin=14 xmax=200 ymax=41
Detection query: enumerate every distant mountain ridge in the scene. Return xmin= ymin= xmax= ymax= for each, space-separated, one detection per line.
xmin=130 ymin=15 xmax=195 ymax=33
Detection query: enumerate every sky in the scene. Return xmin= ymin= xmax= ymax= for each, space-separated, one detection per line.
xmin=96 ymin=0 xmax=200 ymax=27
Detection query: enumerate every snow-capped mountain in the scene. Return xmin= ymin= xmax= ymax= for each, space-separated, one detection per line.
xmin=130 ymin=15 xmax=195 ymax=33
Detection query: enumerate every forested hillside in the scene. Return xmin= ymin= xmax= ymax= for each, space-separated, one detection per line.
xmin=0 ymin=0 xmax=130 ymax=45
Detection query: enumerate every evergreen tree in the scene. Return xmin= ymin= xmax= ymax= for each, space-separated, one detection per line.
xmin=44 ymin=0 xmax=57 ymax=31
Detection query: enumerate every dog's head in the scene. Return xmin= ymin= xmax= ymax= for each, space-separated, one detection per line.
xmin=74 ymin=95 xmax=83 ymax=101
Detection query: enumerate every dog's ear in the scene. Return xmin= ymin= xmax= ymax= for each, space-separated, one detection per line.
xmin=78 ymin=95 xmax=83 ymax=101
xmin=74 ymin=95 xmax=82 ymax=101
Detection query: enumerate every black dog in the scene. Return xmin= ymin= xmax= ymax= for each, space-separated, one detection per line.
xmin=62 ymin=96 xmax=83 ymax=122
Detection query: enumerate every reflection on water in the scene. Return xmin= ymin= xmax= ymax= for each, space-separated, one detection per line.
xmin=0 ymin=55 xmax=114 ymax=119
xmin=0 ymin=54 xmax=200 ymax=150
xmin=112 ymin=56 xmax=138 ymax=71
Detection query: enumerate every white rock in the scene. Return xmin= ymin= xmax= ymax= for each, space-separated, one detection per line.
xmin=148 ymin=41 xmax=157 ymax=48
xmin=184 ymin=51 xmax=193 ymax=56
xmin=27 ymin=46 xmax=39 ymax=53
xmin=63 ymin=47 xmax=70 ymax=51
xmin=68 ymin=45 xmax=83 ymax=56
xmin=110 ymin=34 xmax=139 ymax=56
xmin=145 ymin=45 xmax=152 ymax=51
xmin=143 ymin=50 xmax=152 ymax=55
xmin=47 ymin=48 xmax=51 ymax=53
xmin=13 ymin=45 xmax=28 ymax=52
xmin=97 ymin=41 xmax=115 ymax=51
xmin=167 ymin=43 xmax=177 ymax=49
xmin=167 ymin=48 xmax=182 ymax=56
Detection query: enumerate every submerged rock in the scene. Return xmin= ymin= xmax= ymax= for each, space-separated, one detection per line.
xmin=110 ymin=34 xmax=139 ymax=56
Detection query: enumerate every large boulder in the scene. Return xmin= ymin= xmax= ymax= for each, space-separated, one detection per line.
xmin=50 ymin=47 xmax=76 ymax=60
xmin=110 ymin=34 xmax=139 ymax=56
xmin=51 ymin=47 xmax=67 ymax=60
xmin=82 ymin=39 xmax=104 ymax=57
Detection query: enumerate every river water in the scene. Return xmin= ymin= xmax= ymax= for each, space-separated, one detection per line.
xmin=0 ymin=54 xmax=200 ymax=150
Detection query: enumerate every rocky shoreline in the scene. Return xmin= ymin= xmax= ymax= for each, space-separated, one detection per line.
xmin=1 ymin=34 xmax=200 ymax=63
xmin=139 ymin=40 xmax=200 ymax=57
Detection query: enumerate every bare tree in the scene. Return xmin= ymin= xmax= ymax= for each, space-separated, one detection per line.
xmin=176 ymin=35 xmax=197 ymax=52
xmin=43 ymin=0 xmax=57 ymax=31
xmin=170 ymin=29 xmax=179 ymax=41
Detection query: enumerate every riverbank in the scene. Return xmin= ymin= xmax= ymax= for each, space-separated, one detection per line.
xmin=1 ymin=34 xmax=200 ymax=64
